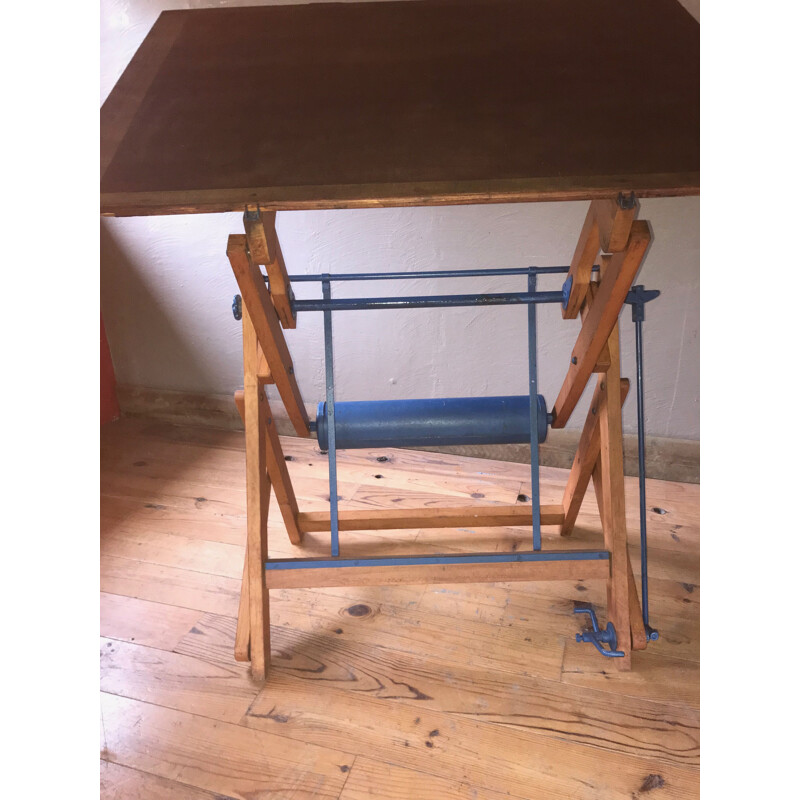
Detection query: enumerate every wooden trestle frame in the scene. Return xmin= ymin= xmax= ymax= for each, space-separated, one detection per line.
xmin=227 ymin=197 xmax=652 ymax=679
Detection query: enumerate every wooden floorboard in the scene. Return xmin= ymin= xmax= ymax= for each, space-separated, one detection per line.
xmin=100 ymin=418 xmax=700 ymax=798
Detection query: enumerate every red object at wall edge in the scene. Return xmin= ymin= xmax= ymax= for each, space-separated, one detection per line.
xmin=101 ymin=314 xmax=120 ymax=426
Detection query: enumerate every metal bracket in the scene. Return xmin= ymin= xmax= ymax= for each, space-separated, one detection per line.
xmin=573 ymin=605 xmax=625 ymax=658
xmin=625 ymin=285 xmax=660 ymax=322
xmin=561 ymin=274 xmax=573 ymax=311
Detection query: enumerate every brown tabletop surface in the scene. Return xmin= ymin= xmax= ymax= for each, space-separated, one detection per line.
xmin=100 ymin=0 xmax=699 ymax=216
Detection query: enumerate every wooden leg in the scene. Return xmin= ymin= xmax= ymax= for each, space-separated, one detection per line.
xmin=561 ymin=376 xmax=629 ymax=537
xmin=233 ymin=549 xmax=251 ymax=662
xmin=595 ymin=323 xmax=632 ymax=669
xmin=242 ymin=302 xmax=272 ymax=680
xmin=592 ymin=461 xmax=647 ymax=651
xmin=234 ymin=388 xmax=303 ymax=544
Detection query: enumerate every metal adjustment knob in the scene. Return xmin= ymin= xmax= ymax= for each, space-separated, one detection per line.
xmin=573 ymin=605 xmax=625 ymax=658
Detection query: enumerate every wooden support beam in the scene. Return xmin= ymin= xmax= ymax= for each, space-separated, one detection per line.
xmin=234 ymin=389 xmax=303 ymax=544
xmin=560 ymin=377 xmax=630 ymax=537
xmin=243 ymin=206 xmax=296 ymax=329
xmin=562 ymin=202 xmax=600 ymax=319
xmin=297 ymin=504 xmax=565 ymax=534
xmin=257 ymin=345 xmax=274 ymax=384
xmin=594 ymin=194 xmax=639 ymax=253
xmin=592 ymin=460 xmax=648 ymax=651
xmin=241 ymin=303 xmax=272 ymax=680
xmin=594 ymin=322 xmax=632 ymax=669
xmin=561 ymin=195 xmax=639 ymax=319
xmin=265 ymin=553 xmax=610 ymax=590
xmin=552 ymin=220 xmax=651 ymax=428
xmin=581 ymin=283 xmax=611 ymax=373
xmin=233 ymin=550 xmax=250 ymax=662
xmin=227 ymin=234 xmax=309 ymax=436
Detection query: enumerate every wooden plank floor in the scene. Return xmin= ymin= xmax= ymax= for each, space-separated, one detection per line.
xmin=100 ymin=418 xmax=699 ymax=799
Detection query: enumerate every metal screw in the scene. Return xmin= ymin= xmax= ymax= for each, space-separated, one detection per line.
xmin=591 ymin=407 xmax=597 ymax=415
xmin=600 ymin=382 xmax=605 ymax=390
xmin=288 ymin=366 xmax=294 ymax=375
xmin=571 ymin=356 xmax=578 ymax=365
xmin=232 ymin=294 xmax=243 ymax=320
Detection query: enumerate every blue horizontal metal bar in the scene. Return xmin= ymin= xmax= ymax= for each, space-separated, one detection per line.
xmin=273 ymin=265 xmax=587 ymax=283
xmin=264 ymin=550 xmax=610 ymax=570
xmin=294 ymin=291 xmax=564 ymax=312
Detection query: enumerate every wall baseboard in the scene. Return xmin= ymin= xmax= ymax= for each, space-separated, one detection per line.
xmin=117 ymin=385 xmax=699 ymax=484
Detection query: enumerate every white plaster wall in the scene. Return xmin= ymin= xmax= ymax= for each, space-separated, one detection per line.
xmin=101 ymin=0 xmax=700 ymax=440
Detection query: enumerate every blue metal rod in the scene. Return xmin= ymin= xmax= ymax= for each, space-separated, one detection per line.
xmin=294 ymin=290 xmax=564 ymax=313
xmin=264 ymin=550 xmax=610 ymax=570
xmin=271 ymin=265 xmax=591 ymax=283
xmin=322 ymin=278 xmax=340 ymax=558
xmin=634 ymin=315 xmax=650 ymax=628
xmin=528 ymin=273 xmax=541 ymax=551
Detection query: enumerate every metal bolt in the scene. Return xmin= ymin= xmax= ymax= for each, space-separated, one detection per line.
xmin=571 ymin=356 xmax=578 ymax=365
xmin=288 ymin=366 xmax=294 ymax=375
xmin=600 ymin=382 xmax=605 ymax=390
xmin=232 ymin=294 xmax=243 ymax=320
xmin=591 ymin=407 xmax=597 ymax=416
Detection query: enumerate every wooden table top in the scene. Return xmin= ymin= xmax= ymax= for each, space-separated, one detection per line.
xmin=100 ymin=0 xmax=699 ymax=217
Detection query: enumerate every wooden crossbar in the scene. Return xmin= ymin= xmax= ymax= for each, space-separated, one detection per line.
xmin=297 ymin=504 xmax=565 ymax=533
xmin=265 ymin=553 xmax=610 ymax=590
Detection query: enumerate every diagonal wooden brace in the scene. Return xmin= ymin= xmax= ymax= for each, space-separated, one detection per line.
xmin=562 ymin=194 xmax=639 ymax=319
xmin=551 ymin=220 xmax=651 ymax=428
xmin=243 ymin=206 xmax=296 ymax=329
xmin=233 ymin=390 xmax=303 ymax=544
xmin=560 ymin=376 xmax=630 ymax=538
xmin=227 ymin=234 xmax=310 ymax=436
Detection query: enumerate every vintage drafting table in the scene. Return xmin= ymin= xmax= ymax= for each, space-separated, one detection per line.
xmin=101 ymin=0 xmax=700 ymax=677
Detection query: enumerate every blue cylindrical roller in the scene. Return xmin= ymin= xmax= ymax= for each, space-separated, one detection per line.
xmin=316 ymin=395 xmax=548 ymax=450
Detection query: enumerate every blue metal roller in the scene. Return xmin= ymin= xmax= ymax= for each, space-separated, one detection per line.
xmin=316 ymin=395 xmax=549 ymax=451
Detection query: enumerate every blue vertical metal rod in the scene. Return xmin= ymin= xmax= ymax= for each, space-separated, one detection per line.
xmin=528 ymin=273 xmax=541 ymax=551
xmin=634 ymin=312 xmax=651 ymax=633
xmin=322 ymin=278 xmax=340 ymax=557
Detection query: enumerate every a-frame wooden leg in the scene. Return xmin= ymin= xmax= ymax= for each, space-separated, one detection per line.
xmin=592 ymin=460 xmax=648 ymax=651
xmin=561 ymin=376 xmax=629 ymax=537
xmin=594 ymin=322 xmax=633 ymax=668
xmin=241 ymin=301 xmax=272 ymax=680
xmin=234 ymin=386 xmax=303 ymax=545
xmin=234 ymin=549 xmax=251 ymax=662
